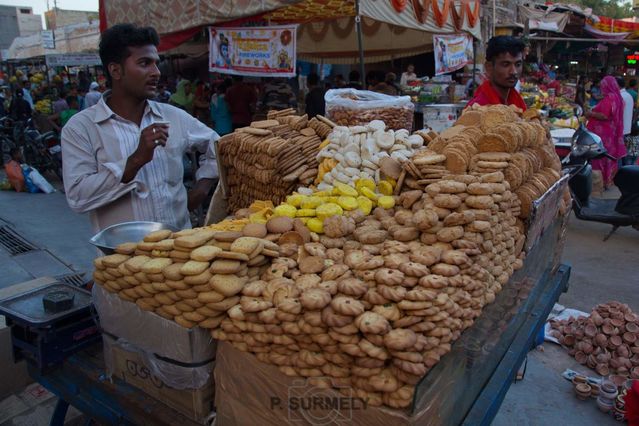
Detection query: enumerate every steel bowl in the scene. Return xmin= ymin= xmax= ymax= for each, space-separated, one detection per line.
xmin=89 ymin=221 xmax=179 ymax=255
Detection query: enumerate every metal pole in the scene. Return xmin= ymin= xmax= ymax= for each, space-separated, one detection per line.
xmin=492 ymin=0 xmax=496 ymax=38
xmin=472 ymin=39 xmax=477 ymax=95
xmin=529 ymin=36 xmax=639 ymax=44
xmin=355 ymin=0 xmax=365 ymax=88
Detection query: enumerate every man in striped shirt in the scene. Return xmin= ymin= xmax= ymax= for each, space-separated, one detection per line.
xmin=62 ymin=24 xmax=219 ymax=232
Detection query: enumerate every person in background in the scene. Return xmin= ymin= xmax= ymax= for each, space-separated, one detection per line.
xmin=575 ymin=75 xmax=587 ymax=108
xmin=53 ymin=90 xmax=69 ymax=114
xmin=0 ymin=87 xmax=6 ymax=117
xmin=627 ymin=79 xmax=638 ymax=105
xmin=193 ymin=81 xmax=211 ymax=123
xmin=84 ymin=82 xmax=102 ymax=108
xmin=9 ymin=90 xmax=31 ymax=121
xmin=262 ymin=78 xmax=297 ymax=111
xmin=466 ymin=36 xmax=527 ymax=111
xmin=345 ymin=70 xmax=362 ymax=90
xmin=49 ymin=96 xmax=79 ymax=131
xmin=62 ymin=23 xmax=219 ymax=232
xmin=4 ymin=147 xmax=25 ymax=192
xmin=77 ymin=71 xmax=91 ymax=93
xmin=589 ymin=78 xmax=603 ymax=107
xmin=585 ymin=76 xmax=626 ymax=189
xmin=153 ymin=81 xmax=171 ymax=103
xmin=21 ymin=81 xmax=33 ymax=108
xmin=305 ymin=73 xmax=325 ymax=119
xmin=333 ymin=74 xmax=345 ymax=88
xmin=618 ymin=77 xmax=638 ymax=166
xmin=169 ymin=79 xmax=194 ymax=114
xmin=400 ymin=64 xmax=417 ymax=87
xmin=210 ymin=81 xmax=232 ymax=136
xmin=384 ymin=72 xmax=400 ymax=95
xmin=225 ymin=75 xmax=257 ymax=130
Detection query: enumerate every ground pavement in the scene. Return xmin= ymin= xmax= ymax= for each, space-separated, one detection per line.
xmin=0 ymin=179 xmax=636 ymax=425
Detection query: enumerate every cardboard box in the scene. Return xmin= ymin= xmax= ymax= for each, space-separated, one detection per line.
xmin=104 ymin=334 xmax=215 ymax=424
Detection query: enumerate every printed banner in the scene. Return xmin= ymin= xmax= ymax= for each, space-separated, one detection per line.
xmin=434 ymin=34 xmax=474 ymax=76
xmin=209 ymin=25 xmax=297 ymax=77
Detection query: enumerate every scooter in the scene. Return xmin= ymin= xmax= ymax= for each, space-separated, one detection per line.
xmin=563 ymin=124 xmax=639 ymax=241
xmin=20 ymin=119 xmax=62 ymax=181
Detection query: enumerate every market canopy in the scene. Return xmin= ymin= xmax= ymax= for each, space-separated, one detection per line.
xmin=100 ymin=0 xmax=481 ymax=51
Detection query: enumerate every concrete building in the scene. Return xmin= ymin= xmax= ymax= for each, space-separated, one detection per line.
xmin=0 ymin=5 xmax=42 ymax=50
xmin=45 ymin=8 xmax=98 ymax=30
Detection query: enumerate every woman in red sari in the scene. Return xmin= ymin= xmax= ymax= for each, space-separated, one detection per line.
xmin=585 ymin=76 xmax=627 ymax=188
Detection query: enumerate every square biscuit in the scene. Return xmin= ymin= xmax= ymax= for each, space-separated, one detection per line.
xmin=190 ymin=245 xmax=223 ymax=262
xmin=210 ymin=259 xmax=243 ymax=274
xmin=180 ymin=260 xmax=211 ymax=276
xmin=143 ymin=229 xmax=173 ymax=243
xmin=141 ymin=258 xmax=173 ymax=274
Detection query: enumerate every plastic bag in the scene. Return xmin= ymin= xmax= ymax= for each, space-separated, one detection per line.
xmin=21 ymin=166 xmax=40 ymax=193
xmin=4 ymin=160 xmax=25 ymax=192
xmin=28 ymin=167 xmax=55 ymax=193
xmin=324 ymin=88 xmax=415 ymax=130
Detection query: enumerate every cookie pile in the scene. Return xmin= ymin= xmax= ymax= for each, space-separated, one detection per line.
xmin=405 ymin=105 xmax=564 ymax=226
xmin=549 ymin=302 xmax=639 ymax=378
xmin=313 ymin=120 xmax=424 ymax=193
xmin=218 ymin=111 xmax=330 ymax=212
xmin=92 ymin=228 xmax=280 ymax=329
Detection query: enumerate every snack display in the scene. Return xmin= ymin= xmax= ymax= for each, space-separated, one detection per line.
xmin=313 ymin=120 xmax=424 ymax=193
xmin=92 ymin=105 xmax=566 ymax=411
xmin=218 ymin=110 xmax=329 ymax=212
xmin=325 ymin=89 xmax=415 ymax=131
xmin=549 ymin=302 xmax=639 ymax=378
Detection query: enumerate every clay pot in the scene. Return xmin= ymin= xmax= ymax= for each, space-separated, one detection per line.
xmin=617 ymin=345 xmax=631 ymax=359
xmin=631 ymin=368 xmax=639 ymax=379
xmin=587 ymin=354 xmax=598 ymax=369
xmin=624 ymin=313 xmax=637 ymax=323
xmin=601 ymin=380 xmax=618 ymax=396
xmin=585 ymin=324 xmax=597 ymax=338
xmin=597 ymin=396 xmax=614 ymax=413
xmin=592 ymin=312 xmax=604 ymax=326
xmin=597 ymin=363 xmax=611 ymax=376
xmin=631 ymin=354 xmax=639 ymax=366
xmin=572 ymin=375 xmax=588 ymax=385
xmin=563 ymin=334 xmax=576 ymax=346
xmin=611 ymin=313 xmax=624 ymax=322
xmin=626 ymin=322 xmax=639 ymax=334
xmin=611 ymin=335 xmax=623 ymax=347
xmin=575 ymin=329 xmax=585 ymax=339
xmin=611 ymin=318 xmax=624 ymax=328
xmin=582 ymin=342 xmax=594 ymax=354
xmin=617 ymin=366 xmax=629 ymax=375
xmin=603 ymin=324 xmax=615 ymax=335
xmin=597 ymin=351 xmax=612 ymax=363
xmin=595 ymin=333 xmax=608 ymax=347
xmin=575 ymin=383 xmax=592 ymax=400
xmin=610 ymin=374 xmax=627 ymax=388
xmin=610 ymin=358 xmax=622 ymax=369
xmin=575 ymin=351 xmax=588 ymax=364
xmin=632 ymin=346 xmax=639 ymax=355
xmin=623 ymin=332 xmax=637 ymax=345
xmin=609 ymin=308 xmax=621 ymax=317
xmin=591 ymin=383 xmax=601 ymax=396
xmin=568 ymin=348 xmax=577 ymax=356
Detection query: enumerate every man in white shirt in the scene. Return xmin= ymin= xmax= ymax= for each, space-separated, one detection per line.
xmin=618 ymin=77 xmax=634 ymax=138
xmin=84 ymin=82 xmax=102 ymax=108
xmin=62 ymin=24 xmax=219 ymax=232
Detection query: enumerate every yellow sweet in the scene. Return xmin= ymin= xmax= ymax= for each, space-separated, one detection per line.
xmin=378 ymin=196 xmax=396 ymax=209
xmin=337 ymin=196 xmax=358 ymax=211
xmin=378 ymin=181 xmax=394 ymax=196
xmin=316 ymin=203 xmax=343 ymax=220
xmin=355 ymin=178 xmax=376 ymax=192
xmin=307 ymin=218 xmax=324 ymax=234
xmin=301 ymin=196 xmax=323 ymax=209
xmin=273 ymin=205 xmax=297 ymax=218
xmin=335 ymin=182 xmax=358 ymax=197
xmin=357 ymin=196 xmax=373 ymax=215
xmin=359 ymin=187 xmax=379 ymax=201
xmin=313 ymin=191 xmax=331 ymax=198
xmin=249 ymin=212 xmax=268 ymax=224
xmin=319 ymin=139 xmax=331 ymax=150
xmin=286 ymin=194 xmax=304 ymax=207
xmin=298 ymin=217 xmax=310 ymax=224
xmin=385 ymin=177 xmax=397 ymax=187
xmin=296 ymin=209 xmax=316 ymax=217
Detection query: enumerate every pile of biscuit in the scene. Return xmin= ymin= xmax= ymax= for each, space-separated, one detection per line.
xmin=402 ymin=104 xmax=565 ymax=230
xmin=218 ymin=110 xmax=331 ymax=213
xmin=92 ymin=228 xmax=281 ymax=329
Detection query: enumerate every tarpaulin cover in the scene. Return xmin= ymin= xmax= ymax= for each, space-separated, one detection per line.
xmin=518 ymin=5 xmax=570 ymax=34
xmin=590 ymin=17 xmax=639 ymax=37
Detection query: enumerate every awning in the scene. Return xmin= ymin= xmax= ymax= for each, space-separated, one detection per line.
xmin=584 ymin=23 xmax=631 ymax=40
xmin=518 ymin=5 xmax=569 ymax=34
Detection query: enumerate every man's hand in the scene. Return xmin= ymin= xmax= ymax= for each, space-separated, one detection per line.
xmin=121 ymin=123 xmax=169 ymax=183
xmin=188 ymin=178 xmax=215 ymax=211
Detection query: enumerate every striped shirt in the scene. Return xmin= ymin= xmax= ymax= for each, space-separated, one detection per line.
xmin=62 ymin=92 xmax=219 ymax=232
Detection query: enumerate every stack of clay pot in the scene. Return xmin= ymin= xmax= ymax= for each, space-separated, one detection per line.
xmin=549 ymin=301 xmax=639 ymax=378
xmin=218 ymin=111 xmax=331 ymax=212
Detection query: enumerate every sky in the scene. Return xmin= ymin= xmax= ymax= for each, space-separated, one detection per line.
xmin=0 ymin=0 xmax=99 ymax=27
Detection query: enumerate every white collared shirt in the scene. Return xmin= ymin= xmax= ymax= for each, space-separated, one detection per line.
xmin=621 ymin=88 xmax=634 ymax=136
xmin=61 ymin=92 xmax=219 ymax=232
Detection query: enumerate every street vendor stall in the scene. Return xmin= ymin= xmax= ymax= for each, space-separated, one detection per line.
xmin=0 ymin=95 xmax=580 ymax=425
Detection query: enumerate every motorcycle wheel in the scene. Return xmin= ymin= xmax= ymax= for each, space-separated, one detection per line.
xmin=0 ymin=137 xmax=15 ymax=165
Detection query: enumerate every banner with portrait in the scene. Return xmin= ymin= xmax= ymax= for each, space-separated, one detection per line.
xmin=209 ymin=25 xmax=297 ymax=77
xmin=433 ymin=34 xmax=474 ymax=76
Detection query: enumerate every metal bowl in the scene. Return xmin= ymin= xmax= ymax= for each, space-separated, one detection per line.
xmin=89 ymin=221 xmax=179 ymax=255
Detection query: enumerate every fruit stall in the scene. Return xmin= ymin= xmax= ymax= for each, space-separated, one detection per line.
xmin=0 ymin=92 xmax=581 ymax=425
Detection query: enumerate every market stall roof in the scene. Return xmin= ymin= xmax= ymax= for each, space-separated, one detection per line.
xmin=7 ymin=21 xmax=99 ymax=60
xmin=100 ymin=0 xmax=482 ymax=52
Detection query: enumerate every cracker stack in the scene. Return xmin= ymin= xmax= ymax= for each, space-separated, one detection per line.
xmin=218 ymin=111 xmax=329 ymax=213
xmin=93 ymin=228 xmax=280 ymax=329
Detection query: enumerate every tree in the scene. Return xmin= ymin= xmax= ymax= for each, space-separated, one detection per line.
xmin=571 ymin=0 xmax=634 ymax=19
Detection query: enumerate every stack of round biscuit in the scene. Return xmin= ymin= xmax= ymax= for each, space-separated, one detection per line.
xmin=218 ymin=112 xmax=330 ymax=213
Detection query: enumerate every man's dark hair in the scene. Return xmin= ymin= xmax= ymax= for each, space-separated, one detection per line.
xmin=308 ymin=73 xmax=320 ymax=86
xmin=99 ymin=24 xmax=160 ymax=84
xmin=349 ymin=70 xmax=360 ymax=82
xmin=486 ymin=36 xmax=525 ymax=62
xmin=617 ymin=77 xmax=626 ymax=89
xmin=630 ymin=79 xmax=637 ymax=88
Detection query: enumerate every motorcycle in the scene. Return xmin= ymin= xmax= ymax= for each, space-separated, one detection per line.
xmin=15 ymin=119 xmax=62 ymax=181
xmin=0 ymin=116 xmax=16 ymax=165
xmin=563 ymin=123 xmax=639 ymax=241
